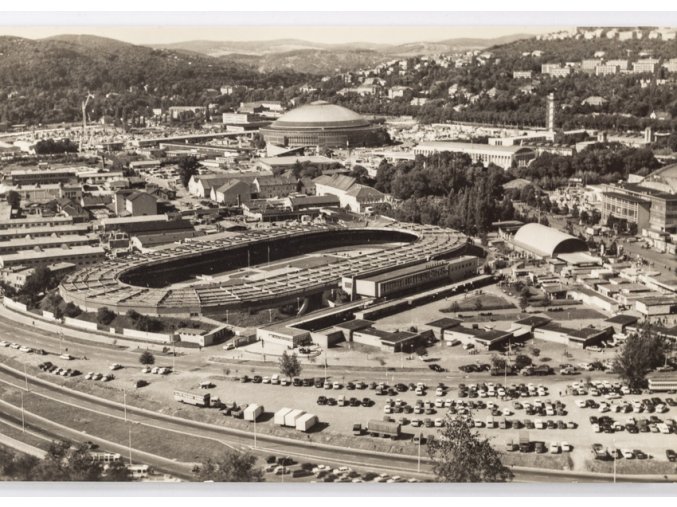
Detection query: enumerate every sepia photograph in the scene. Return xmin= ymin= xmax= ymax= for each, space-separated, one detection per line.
xmin=0 ymin=6 xmax=676 ymax=496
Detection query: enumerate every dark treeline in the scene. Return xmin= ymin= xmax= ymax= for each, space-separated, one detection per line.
xmin=373 ymin=152 xmax=515 ymax=234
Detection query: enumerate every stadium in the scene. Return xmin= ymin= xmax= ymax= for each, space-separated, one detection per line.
xmin=59 ymin=223 xmax=469 ymax=317
xmin=260 ymin=100 xmax=386 ymax=148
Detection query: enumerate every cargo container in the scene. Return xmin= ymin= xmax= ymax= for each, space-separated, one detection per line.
xmin=284 ymin=409 xmax=306 ymax=427
xmin=244 ymin=403 xmax=263 ymax=422
xmin=173 ymin=390 xmax=210 ymax=407
xmin=367 ymin=419 xmax=401 ymax=439
xmin=295 ymin=413 xmax=318 ymax=432
xmin=274 ymin=407 xmax=293 ymax=426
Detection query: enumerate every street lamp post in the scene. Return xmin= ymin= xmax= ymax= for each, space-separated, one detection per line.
xmin=123 ymin=389 xmax=127 ymax=422
xmin=128 ymin=425 xmax=133 ymax=466
xmin=24 ymin=363 xmax=28 ymax=391
xmin=417 ymin=436 xmax=421 ymax=473
xmin=20 ymin=391 xmax=25 ymax=433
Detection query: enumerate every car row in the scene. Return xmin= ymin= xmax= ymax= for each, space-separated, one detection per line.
xmin=38 ymin=361 xmax=80 ymax=377
xmin=84 ymin=371 xmax=115 ymax=381
xmin=141 ymin=366 xmax=171 ymax=375
xmin=317 ymin=396 xmax=373 ymax=407
xmin=506 ymin=441 xmax=573 ymax=454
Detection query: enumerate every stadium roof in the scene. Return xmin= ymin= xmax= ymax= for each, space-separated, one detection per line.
xmin=270 ymin=101 xmax=370 ymax=129
xmin=512 ymin=223 xmax=587 ymax=258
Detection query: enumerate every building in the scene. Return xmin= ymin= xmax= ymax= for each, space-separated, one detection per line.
xmin=260 ymin=101 xmax=385 ymax=149
xmin=99 ymin=214 xmax=194 ymax=236
xmin=387 ymin=86 xmax=411 ymax=98
xmin=115 ymin=191 xmax=158 ymax=217
xmin=582 ymin=96 xmax=608 ymax=107
xmin=0 ymin=245 xmax=105 ymax=269
xmin=9 ymin=169 xmax=77 ymax=185
xmin=168 ymin=106 xmax=206 ymax=120
xmin=595 ymin=64 xmax=620 ymax=76
xmin=0 ymin=215 xmax=73 ymax=231
xmin=286 ymin=195 xmax=340 ymax=211
xmin=313 ymin=174 xmax=388 ymax=213
xmin=602 ymin=177 xmax=677 ymax=234
xmin=188 ymin=172 xmax=267 ymax=198
xmin=253 ymin=175 xmax=297 ymax=199
xmin=210 ymin=180 xmax=251 ymax=206
xmin=510 ymin=223 xmax=588 ymax=259
xmin=350 ymin=326 xmax=424 ymax=353
xmin=12 ymin=183 xmax=83 ymax=204
xmin=341 ymin=257 xmax=478 ymax=299
xmin=633 ymin=59 xmax=660 ymax=74
xmin=255 ymin=155 xmax=341 ymax=173
xmin=413 ymin=141 xmax=536 ymax=170
xmin=512 ymin=70 xmax=533 ymax=79
xmin=601 ymin=189 xmax=652 ymax=232
xmin=442 ymin=325 xmax=513 ymax=350
xmin=0 ymin=234 xmax=99 ymax=255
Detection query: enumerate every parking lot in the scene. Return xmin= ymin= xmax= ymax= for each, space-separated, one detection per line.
xmin=2 ymin=333 xmax=676 ymax=475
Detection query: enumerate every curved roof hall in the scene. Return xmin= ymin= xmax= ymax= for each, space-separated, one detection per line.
xmin=643 ymin=163 xmax=677 ymax=194
xmin=270 ymin=101 xmax=370 ymax=129
xmin=512 ymin=223 xmax=587 ymax=258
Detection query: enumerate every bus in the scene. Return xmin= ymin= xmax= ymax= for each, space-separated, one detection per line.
xmin=647 ymin=377 xmax=677 ymax=393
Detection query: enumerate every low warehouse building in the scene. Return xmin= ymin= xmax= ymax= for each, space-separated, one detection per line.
xmin=442 ymin=325 xmax=513 ymax=350
xmin=342 ymin=256 xmax=479 ymax=299
xmin=351 ymin=327 xmax=424 ymax=353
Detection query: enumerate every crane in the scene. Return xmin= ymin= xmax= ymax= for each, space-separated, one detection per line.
xmin=79 ymin=92 xmax=95 ymax=152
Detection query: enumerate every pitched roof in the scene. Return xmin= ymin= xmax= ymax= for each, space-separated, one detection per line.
xmin=314 ymin=174 xmax=357 ymax=192
xmin=345 ymin=185 xmax=385 ymax=202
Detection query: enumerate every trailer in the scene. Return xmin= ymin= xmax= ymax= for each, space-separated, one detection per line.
xmin=284 ymin=409 xmax=306 ymax=428
xmin=366 ymin=419 xmax=401 ymax=439
xmin=295 ymin=413 xmax=318 ymax=432
xmin=274 ymin=407 xmax=293 ymax=426
xmin=244 ymin=403 xmax=263 ymax=422
xmin=173 ymin=390 xmax=210 ymax=407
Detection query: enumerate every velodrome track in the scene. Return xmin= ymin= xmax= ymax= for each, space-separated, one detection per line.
xmin=60 ymin=223 xmax=468 ymax=316
xmin=1 ymin=362 xmax=672 ymax=483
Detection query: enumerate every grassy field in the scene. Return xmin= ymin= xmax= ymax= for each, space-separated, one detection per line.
xmin=0 ymin=384 xmax=226 ymax=465
xmin=440 ymin=294 xmax=515 ymax=314
xmin=502 ymin=452 xmax=574 ymax=471
xmin=585 ymin=458 xmax=677 ymax=476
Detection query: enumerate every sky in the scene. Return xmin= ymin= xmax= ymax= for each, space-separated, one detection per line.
xmin=0 ymin=25 xmax=560 ymax=46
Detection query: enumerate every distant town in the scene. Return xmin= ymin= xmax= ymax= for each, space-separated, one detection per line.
xmin=0 ymin=25 xmax=676 ymax=485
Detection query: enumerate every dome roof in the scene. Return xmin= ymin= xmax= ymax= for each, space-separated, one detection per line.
xmin=513 ymin=223 xmax=586 ymax=258
xmin=270 ymin=101 xmax=370 ymax=129
xmin=643 ymin=163 xmax=677 ymax=193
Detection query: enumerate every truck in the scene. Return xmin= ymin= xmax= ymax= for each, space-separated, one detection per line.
xmin=366 ymin=419 xmax=401 ymax=439
xmin=243 ymin=403 xmax=263 ymax=422
xmin=173 ymin=390 xmax=210 ymax=407
xmin=274 ymin=407 xmax=293 ymax=426
xmin=284 ymin=409 xmax=306 ymax=428
xmin=295 ymin=413 xmax=318 ymax=432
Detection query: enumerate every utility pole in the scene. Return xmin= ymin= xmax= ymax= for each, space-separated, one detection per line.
xmin=20 ymin=391 xmax=25 ymax=433
xmin=128 ymin=425 xmax=133 ymax=466
xmin=417 ymin=436 xmax=421 ymax=473
xmin=254 ymin=417 xmax=257 ymax=450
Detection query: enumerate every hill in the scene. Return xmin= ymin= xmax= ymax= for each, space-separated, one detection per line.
xmin=0 ymin=35 xmax=309 ymax=125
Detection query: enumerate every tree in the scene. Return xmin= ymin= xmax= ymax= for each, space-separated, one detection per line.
xmin=279 ymin=350 xmax=301 ymax=379
xmin=63 ymin=302 xmax=82 ymax=318
xmin=22 ymin=266 xmax=55 ymax=297
xmin=139 ymin=350 xmax=155 ymax=366
xmin=428 ymin=412 xmax=513 ymax=482
xmin=474 ymin=299 xmax=484 ymax=311
xmin=514 ymin=354 xmax=532 ymax=370
xmin=193 ymin=449 xmax=263 ymax=482
xmin=6 ymin=190 xmax=21 ymax=208
xmin=102 ymin=460 xmax=132 ymax=481
xmin=490 ymin=355 xmax=507 ymax=371
xmin=96 ymin=307 xmax=116 ymax=325
xmin=177 ymin=155 xmax=200 ymax=188
xmin=613 ymin=324 xmax=667 ymax=388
